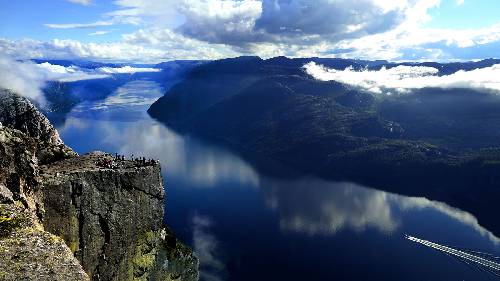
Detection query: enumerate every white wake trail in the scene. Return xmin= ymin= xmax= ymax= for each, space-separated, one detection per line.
xmin=406 ymin=235 xmax=500 ymax=275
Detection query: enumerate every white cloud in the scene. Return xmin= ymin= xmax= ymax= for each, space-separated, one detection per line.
xmin=0 ymin=38 xmax=165 ymax=63
xmin=304 ymin=62 xmax=500 ymax=94
xmin=108 ymin=0 xmax=180 ymax=26
xmin=107 ymin=0 xmax=443 ymax=51
xmin=45 ymin=16 xmax=140 ymax=30
xmin=50 ymin=39 xmax=168 ymax=62
xmin=110 ymin=0 xmax=176 ymax=16
xmin=67 ymin=0 xmax=92 ymax=5
xmin=0 ymin=50 xmax=170 ymax=106
xmin=45 ymin=21 xmax=113 ymax=29
xmin=456 ymin=0 xmax=465 ymax=6
xmin=4 ymin=0 xmax=500 ymax=62
xmin=36 ymin=63 xmax=163 ymax=80
xmin=257 ymin=0 xmax=402 ymax=36
xmin=108 ymin=0 xmax=264 ymax=45
xmin=0 ymin=54 xmax=48 ymax=104
xmin=332 ymin=20 xmax=500 ymax=61
xmin=122 ymin=28 xmax=240 ymax=59
xmin=89 ymin=30 xmax=110 ymax=36
xmin=0 ymin=55 xmax=108 ymax=105
xmin=177 ymin=0 xmax=263 ymax=44
xmin=36 ymin=62 xmax=110 ymax=82
xmin=0 ymin=53 xmax=166 ymax=103
xmin=81 ymin=1 xmax=500 ymax=60
xmin=0 ymin=32 xmax=238 ymax=63
xmin=97 ymin=66 xmax=160 ymax=73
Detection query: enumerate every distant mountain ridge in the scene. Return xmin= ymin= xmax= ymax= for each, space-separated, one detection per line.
xmin=31 ymin=59 xmax=126 ymax=69
xmin=149 ymin=55 xmax=500 ymax=136
xmin=183 ymin=55 xmax=500 ymax=75
xmin=148 ymin=56 xmax=500 ymax=232
xmin=31 ymin=59 xmax=206 ymax=70
xmin=39 ymin=59 xmax=206 ymax=125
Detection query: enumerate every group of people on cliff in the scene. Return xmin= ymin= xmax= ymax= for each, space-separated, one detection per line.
xmin=93 ymin=154 xmax=157 ymax=169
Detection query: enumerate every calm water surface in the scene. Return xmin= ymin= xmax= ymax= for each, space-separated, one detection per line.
xmin=55 ymin=79 xmax=500 ymax=281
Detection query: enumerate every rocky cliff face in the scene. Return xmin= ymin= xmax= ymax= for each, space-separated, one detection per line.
xmin=0 ymin=122 xmax=88 ymax=281
xmin=41 ymin=152 xmax=198 ymax=281
xmin=0 ymin=89 xmax=76 ymax=164
xmin=0 ymin=202 xmax=89 ymax=281
xmin=0 ymin=90 xmax=198 ymax=280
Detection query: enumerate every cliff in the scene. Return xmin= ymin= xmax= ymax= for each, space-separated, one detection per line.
xmin=40 ymin=152 xmax=198 ymax=280
xmin=148 ymin=57 xmax=500 ymax=234
xmin=0 ymin=89 xmax=76 ymax=164
xmin=0 ymin=89 xmax=198 ymax=280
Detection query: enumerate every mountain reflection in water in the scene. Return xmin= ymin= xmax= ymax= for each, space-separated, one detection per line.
xmin=55 ymin=79 xmax=500 ymax=281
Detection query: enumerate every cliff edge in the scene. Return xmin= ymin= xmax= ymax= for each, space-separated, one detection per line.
xmin=0 ymin=89 xmax=198 ymax=280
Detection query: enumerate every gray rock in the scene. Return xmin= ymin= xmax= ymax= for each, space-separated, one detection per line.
xmin=0 ymin=89 xmax=199 ymax=280
xmin=0 ymin=203 xmax=89 ymax=281
xmin=0 ymin=184 xmax=13 ymax=203
xmin=0 ymin=89 xmax=76 ymax=164
xmin=0 ymin=126 xmax=39 ymax=207
xmin=0 ymin=89 xmax=61 ymax=145
xmin=40 ymin=152 xmax=198 ymax=280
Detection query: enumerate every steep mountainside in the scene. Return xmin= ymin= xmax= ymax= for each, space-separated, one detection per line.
xmin=148 ymin=57 xmax=500 ymax=232
xmin=148 ymin=57 xmax=500 ymax=175
xmin=0 ymin=90 xmax=198 ymax=281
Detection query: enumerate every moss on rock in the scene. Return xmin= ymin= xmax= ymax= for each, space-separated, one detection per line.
xmin=131 ymin=228 xmax=199 ymax=281
xmin=0 ymin=203 xmax=34 ymax=238
xmin=0 ymin=203 xmax=89 ymax=280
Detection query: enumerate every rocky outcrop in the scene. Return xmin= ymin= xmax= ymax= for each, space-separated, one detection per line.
xmin=40 ymin=152 xmax=198 ymax=281
xmin=0 ymin=90 xmax=198 ymax=280
xmin=0 ymin=203 xmax=88 ymax=281
xmin=0 ymin=89 xmax=76 ymax=164
xmin=0 ymin=124 xmax=89 ymax=281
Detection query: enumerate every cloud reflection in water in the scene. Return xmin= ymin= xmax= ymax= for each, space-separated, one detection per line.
xmin=60 ymin=114 xmax=499 ymax=244
xmin=59 ymin=117 xmax=260 ymax=188
xmin=262 ymin=177 xmax=500 ymax=244
xmin=57 ymin=79 xmax=499 ymax=250
xmin=192 ymin=214 xmax=226 ymax=281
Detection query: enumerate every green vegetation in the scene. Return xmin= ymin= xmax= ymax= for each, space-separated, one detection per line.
xmin=0 ymin=204 xmax=31 ymax=238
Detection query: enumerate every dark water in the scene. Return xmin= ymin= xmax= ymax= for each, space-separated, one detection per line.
xmin=55 ymin=79 xmax=500 ymax=281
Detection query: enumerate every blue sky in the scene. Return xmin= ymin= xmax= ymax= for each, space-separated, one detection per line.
xmin=0 ymin=1 xmax=134 ymax=42
xmin=425 ymin=0 xmax=500 ymax=29
xmin=0 ymin=0 xmax=499 ymax=62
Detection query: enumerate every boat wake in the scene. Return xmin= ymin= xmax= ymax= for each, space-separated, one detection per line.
xmin=406 ymin=235 xmax=500 ymax=278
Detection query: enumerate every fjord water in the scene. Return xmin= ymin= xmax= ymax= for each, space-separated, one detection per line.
xmin=55 ymin=79 xmax=500 ymax=281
